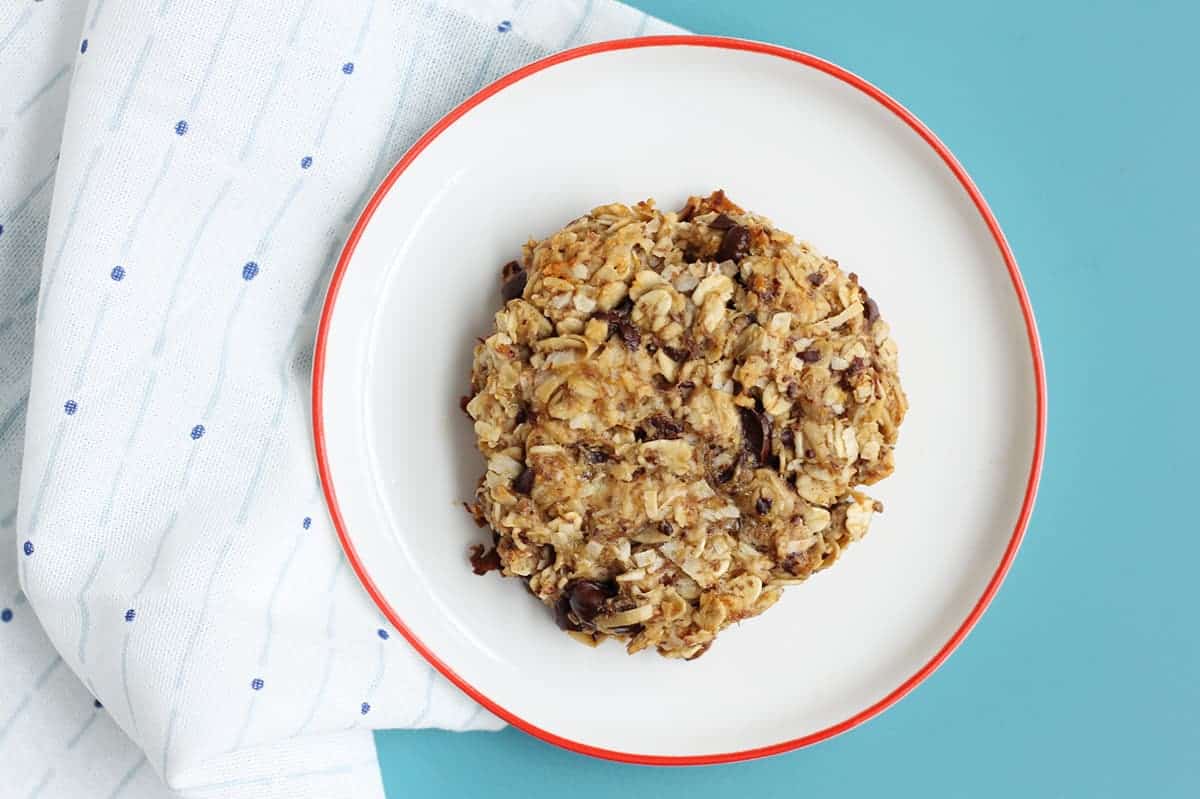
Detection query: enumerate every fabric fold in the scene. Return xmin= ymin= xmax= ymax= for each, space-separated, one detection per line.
xmin=1 ymin=1 xmax=679 ymax=796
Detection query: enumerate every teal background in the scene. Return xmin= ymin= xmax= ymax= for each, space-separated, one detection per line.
xmin=378 ymin=1 xmax=1200 ymax=796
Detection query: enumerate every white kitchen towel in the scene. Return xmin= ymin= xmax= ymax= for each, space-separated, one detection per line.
xmin=0 ymin=1 xmax=679 ymax=797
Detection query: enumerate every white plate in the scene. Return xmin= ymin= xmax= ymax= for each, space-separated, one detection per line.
xmin=313 ymin=36 xmax=1045 ymax=764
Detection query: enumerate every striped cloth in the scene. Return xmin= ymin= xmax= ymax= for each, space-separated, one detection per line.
xmin=0 ymin=2 xmax=678 ymax=797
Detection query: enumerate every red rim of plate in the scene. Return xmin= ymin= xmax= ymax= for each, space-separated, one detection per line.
xmin=312 ymin=35 xmax=1047 ymax=766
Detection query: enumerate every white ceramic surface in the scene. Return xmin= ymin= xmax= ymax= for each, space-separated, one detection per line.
xmin=314 ymin=37 xmax=1044 ymax=762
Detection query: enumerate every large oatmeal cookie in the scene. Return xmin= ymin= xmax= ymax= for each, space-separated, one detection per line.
xmin=463 ymin=191 xmax=907 ymax=659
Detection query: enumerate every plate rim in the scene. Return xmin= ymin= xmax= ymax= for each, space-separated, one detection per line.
xmin=312 ymin=34 xmax=1047 ymax=765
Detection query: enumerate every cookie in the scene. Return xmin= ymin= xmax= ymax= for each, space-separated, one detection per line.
xmin=463 ymin=191 xmax=906 ymax=659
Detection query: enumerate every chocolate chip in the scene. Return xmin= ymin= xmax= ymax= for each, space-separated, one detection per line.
xmin=468 ymin=544 xmax=501 ymax=575
xmin=780 ymin=428 xmax=795 ymax=448
xmin=738 ymin=406 xmax=771 ymax=464
xmin=641 ymin=413 xmax=683 ymax=441
xmin=677 ymin=197 xmax=700 ymax=222
xmin=513 ymin=404 xmax=529 ymax=426
xmin=554 ymin=595 xmax=580 ymax=631
xmin=659 ymin=520 xmax=674 ymax=536
xmin=501 ymin=268 xmax=527 ymax=302
xmin=804 ymin=448 xmax=815 ymax=459
xmin=755 ymin=496 xmax=772 ymax=514
xmin=459 ymin=395 xmax=472 ymax=417
xmin=785 ymin=382 xmax=800 ymax=400
xmin=709 ymin=213 xmax=738 ymax=230
xmin=846 ymin=357 xmax=865 ymax=378
xmin=646 ymin=342 xmax=658 ymax=354
xmin=501 ymin=260 xmax=523 ymax=281
xmin=807 ymin=272 xmax=825 ymax=287
xmin=512 ymin=468 xmax=534 ymax=495
xmin=864 ymin=298 xmax=880 ymax=324
xmin=716 ymin=224 xmax=751 ymax=263
xmin=616 ymin=319 xmax=641 ymax=351
xmin=566 ymin=580 xmax=617 ymax=623
xmin=662 ymin=345 xmax=689 ymax=362
xmin=584 ymin=447 xmax=609 ymax=464
xmin=800 ymin=348 xmax=821 ymax=363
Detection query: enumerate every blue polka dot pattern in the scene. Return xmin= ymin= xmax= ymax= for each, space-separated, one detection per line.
xmin=81 ymin=39 xmax=88 ymax=53
xmin=111 ymin=265 xmax=125 ymax=281
xmin=377 ymin=628 xmax=389 ymax=640
xmin=23 ymin=541 xmax=33 ymax=556
xmin=175 ymin=120 xmax=189 ymax=136
xmin=93 ymin=699 xmax=103 ymax=708
xmin=360 ymin=701 xmax=370 ymax=715
xmin=497 ymin=20 xmax=512 ymax=32
xmin=1 ymin=608 xmax=12 ymax=623
xmin=64 ymin=400 xmax=77 ymax=415
xmin=251 ymin=678 xmax=264 ymax=690
xmin=190 ymin=424 xmax=205 ymax=440
xmin=124 ymin=609 xmax=136 ymax=622
xmin=302 ymin=516 xmax=311 ymax=529
xmin=301 ymin=156 xmax=313 ymax=169
xmin=242 ymin=261 xmax=259 ymax=281
xmin=342 ymin=62 xmax=354 ymax=74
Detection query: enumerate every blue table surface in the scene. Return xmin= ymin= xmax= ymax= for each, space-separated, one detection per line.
xmin=378 ymin=1 xmax=1200 ymax=796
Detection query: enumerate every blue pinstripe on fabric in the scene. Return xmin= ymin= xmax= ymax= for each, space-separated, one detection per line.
xmin=230 ymin=693 xmax=258 ymax=752
xmin=153 ymin=179 xmax=232 ymax=356
xmin=293 ymin=556 xmax=345 ymax=736
xmin=76 ymin=550 xmax=106 ymax=664
xmin=65 ymin=707 xmax=100 ymax=749
xmin=633 ymin=10 xmax=650 ymax=36
xmin=257 ymin=529 xmax=307 ymax=666
xmin=105 ymin=757 xmax=146 ymax=799
xmin=202 ymin=283 xmax=250 ymax=419
xmin=26 ymin=768 xmax=55 ymax=799
xmin=0 ymin=7 xmax=33 ymax=57
xmin=16 ymin=63 xmax=70 ymax=117
xmin=235 ymin=436 xmax=273 ymax=524
xmin=188 ymin=0 xmax=243 ymax=112
xmin=239 ymin=59 xmax=286 ymax=162
xmin=362 ymin=637 xmax=388 ymax=713
xmin=120 ymin=506 xmax=181 ymax=734
xmin=564 ymin=0 xmax=595 ymax=48
xmin=287 ymin=0 xmax=316 ymax=44
xmin=345 ymin=23 xmax=424 ymax=221
xmin=89 ymin=0 xmax=109 ymax=30
xmin=99 ymin=371 xmax=156 ymax=527
xmin=202 ymin=176 xmax=300 ymax=418
xmin=27 ymin=292 xmax=112 ymax=532
xmin=409 ymin=664 xmax=437 ymax=726
xmin=0 ymin=656 xmax=62 ymax=746
xmin=108 ymin=37 xmax=154 ymax=131
xmin=312 ymin=1 xmax=374 ymax=148
xmin=121 ymin=144 xmax=176 ymax=256
xmin=0 ymin=393 xmax=29 ymax=444
xmin=39 ymin=145 xmax=103 ymax=315
xmin=5 ymin=163 xmax=56 ymax=220
xmin=256 ymin=176 xmax=303 ymax=251
xmin=161 ymin=528 xmax=238 ymax=774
